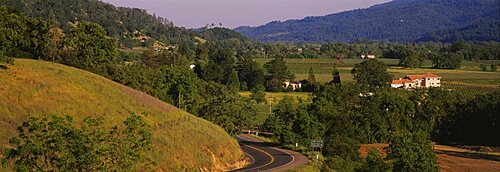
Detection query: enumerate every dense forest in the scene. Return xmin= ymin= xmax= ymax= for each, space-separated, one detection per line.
xmin=235 ymin=0 xmax=500 ymax=43
xmin=0 ymin=0 xmax=194 ymax=44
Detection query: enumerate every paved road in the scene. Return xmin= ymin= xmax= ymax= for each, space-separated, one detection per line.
xmin=232 ymin=135 xmax=295 ymax=172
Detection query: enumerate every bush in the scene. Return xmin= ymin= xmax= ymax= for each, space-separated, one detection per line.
xmin=322 ymin=155 xmax=360 ymax=172
xmin=480 ymin=64 xmax=487 ymax=71
xmin=322 ymin=134 xmax=360 ymax=161
xmin=0 ymin=51 xmax=14 ymax=64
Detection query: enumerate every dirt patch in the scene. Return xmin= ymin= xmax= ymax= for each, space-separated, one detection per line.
xmin=359 ymin=143 xmax=388 ymax=159
xmin=437 ymin=151 xmax=500 ymax=172
xmin=359 ymin=144 xmax=500 ymax=172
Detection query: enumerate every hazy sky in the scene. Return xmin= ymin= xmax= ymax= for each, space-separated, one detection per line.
xmin=101 ymin=0 xmax=392 ymax=29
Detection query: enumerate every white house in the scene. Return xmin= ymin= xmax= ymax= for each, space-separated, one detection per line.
xmin=361 ymin=54 xmax=376 ymax=59
xmin=283 ymin=80 xmax=302 ymax=91
xmin=391 ymin=73 xmax=441 ymax=89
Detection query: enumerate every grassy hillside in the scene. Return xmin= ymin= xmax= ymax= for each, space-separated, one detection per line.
xmin=0 ymin=59 xmax=245 ymax=171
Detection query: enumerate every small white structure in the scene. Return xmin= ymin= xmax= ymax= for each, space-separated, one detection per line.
xmin=189 ymin=64 xmax=196 ymax=70
xmin=391 ymin=73 xmax=441 ymax=89
xmin=361 ymin=54 xmax=376 ymax=59
xmin=283 ymin=80 xmax=302 ymax=91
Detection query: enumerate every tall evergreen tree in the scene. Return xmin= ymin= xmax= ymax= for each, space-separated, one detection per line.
xmin=308 ymin=67 xmax=316 ymax=84
xmin=228 ymin=68 xmax=240 ymax=91
xmin=264 ymin=57 xmax=294 ymax=91
xmin=330 ymin=65 xmax=341 ymax=85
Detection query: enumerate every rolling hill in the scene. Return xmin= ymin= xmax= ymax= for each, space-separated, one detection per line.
xmin=235 ymin=0 xmax=500 ymax=43
xmin=0 ymin=0 xmax=195 ymax=43
xmin=0 ymin=59 xmax=245 ymax=171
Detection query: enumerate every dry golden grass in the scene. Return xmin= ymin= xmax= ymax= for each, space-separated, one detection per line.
xmin=239 ymin=91 xmax=312 ymax=104
xmin=0 ymin=59 xmax=244 ymax=171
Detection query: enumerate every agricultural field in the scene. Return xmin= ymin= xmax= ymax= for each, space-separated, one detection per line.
xmin=238 ymin=92 xmax=312 ymax=126
xmin=255 ymin=58 xmax=500 ymax=92
xmin=239 ymin=91 xmax=312 ymax=104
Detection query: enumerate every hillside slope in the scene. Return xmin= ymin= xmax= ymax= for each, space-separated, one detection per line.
xmin=0 ymin=0 xmax=194 ymax=43
xmin=235 ymin=0 xmax=500 ymax=42
xmin=0 ymin=59 xmax=245 ymax=171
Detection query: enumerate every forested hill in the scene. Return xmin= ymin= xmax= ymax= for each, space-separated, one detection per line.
xmin=235 ymin=0 xmax=500 ymax=43
xmin=0 ymin=0 xmax=195 ymax=43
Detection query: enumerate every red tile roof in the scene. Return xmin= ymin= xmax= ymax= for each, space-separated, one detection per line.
xmin=423 ymin=72 xmax=440 ymax=78
xmin=404 ymin=73 xmax=440 ymax=80
xmin=406 ymin=75 xmax=424 ymax=80
xmin=392 ymin=73 xmax=440 ymax=85
xmin=392 ymin=79 xmax=414 ymax=85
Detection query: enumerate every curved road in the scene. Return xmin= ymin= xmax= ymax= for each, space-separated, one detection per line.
xmin=232 ymin=135 xmax=295 ymax=172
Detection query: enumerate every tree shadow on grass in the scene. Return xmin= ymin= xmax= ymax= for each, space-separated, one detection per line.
xmin=0 ymin=65 xmax=8 ymax=69
xmin=435 ymin=150 xmax=500 ymax=162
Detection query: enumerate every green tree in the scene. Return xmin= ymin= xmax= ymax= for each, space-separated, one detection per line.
xmin=198 ymin=84 xmax=256 ymax=135
xmin=264 ymin=57 xmax=294 ymax=91
xmin=431 ymin=52 xmax=462 ymax=69
xmin=398 ymin=55 xmax=422 ymax=68
xmin=308 ymin=67 xmax=317 ymax=84
xmin=64 ymin=21 xmax=118 ymax=73
xmin=322 ymin=155 xmax=360 ymax=172
xmin=0 ymin=6 xmax=24 ymax=64
xmin=491 ymin=64 xmax=497 ymax=72
xmin=351 ymin=59 xmax=392 ymax=87
xmin=480 ymin=64 xmax=487 ymax=71
xmin=2 ymin=114 xmax=152 ymax=171
xmin=42 ymin=27 xmax=65 ymax=62
xmin=250 ymin=85 xmax=267 ymax=103
xmin=228 ymin=68 xmax=240 ymax=91
xmin=237 ymin=58 xmax=265 ymax=90
xmin=330 ymin=65 xmax=341 ymax=85
xmin=322 ymin=134 xmax=360 ymax=162
xmin=386 ymin=131 xmax=438 ymax=172
xmin=361 ymin=149 xmax=391 ymax=172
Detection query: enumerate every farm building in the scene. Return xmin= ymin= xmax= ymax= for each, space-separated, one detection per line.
xmin=361 ymin=54 xmax=376 ymax=59
xmin=391 ymin=73 xmax=441 ymax=89
xmin=283 ymin=80 xmax=302 ymax=90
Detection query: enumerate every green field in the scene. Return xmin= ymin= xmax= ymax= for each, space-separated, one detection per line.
xmin=239 ymin=91 xmax=312 ymax=104
xmin=0 ymin=59 xmax=244 ymax=171
xmin=239 ymin=92 xmax=312 ymax=127
xmin=255 ymin=58 xmax=500 ymax=90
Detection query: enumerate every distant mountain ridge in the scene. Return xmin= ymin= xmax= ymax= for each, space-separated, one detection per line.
xmin=235 ymin=0 xmax=500 ymax=43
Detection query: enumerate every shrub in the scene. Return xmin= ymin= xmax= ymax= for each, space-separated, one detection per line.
xmin=2 ymin=114 xmax=152 ymax=171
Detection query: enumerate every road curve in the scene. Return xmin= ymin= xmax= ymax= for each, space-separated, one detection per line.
xmin=231 ymin=134 xmax=295 ymax=172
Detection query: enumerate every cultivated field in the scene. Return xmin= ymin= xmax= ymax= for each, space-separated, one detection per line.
xmin=255 ymin=58 xmax=500 ymax=92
